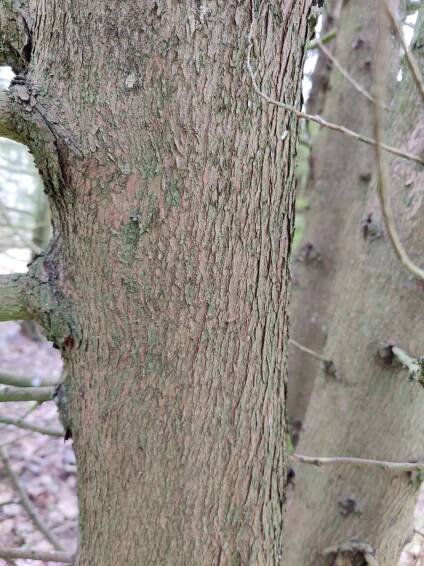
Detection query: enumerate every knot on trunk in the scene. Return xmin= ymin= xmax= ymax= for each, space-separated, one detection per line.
xmin=26 ymin=238 xmax=80 ymax=355
xmin=322 ymin=540 xmax=377 ymax=566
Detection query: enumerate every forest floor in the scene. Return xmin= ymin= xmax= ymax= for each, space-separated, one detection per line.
xmin=0 ymin=321 xmax=422 ymax=566
xmin=0 ymin=322 xmax=77 ymax=566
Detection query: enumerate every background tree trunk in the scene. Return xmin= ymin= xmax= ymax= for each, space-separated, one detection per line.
xmin=6 ymin=1 xmax=311 ymax=563
xmin=304 ymin=0 xmax=343 ymax=117
xmin=287 ymin=0 xmax=376 ymax=430
xmin=284 ymin=5 xmax=424 ymax=566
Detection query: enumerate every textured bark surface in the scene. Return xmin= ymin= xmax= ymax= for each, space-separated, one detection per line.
xmin=288 ymin=0 xmax=379 ymax=428
xmin=9 ymin=1 xmax=310 ymax=564
xmin=284 ymin=6 xmax=424 ymax=566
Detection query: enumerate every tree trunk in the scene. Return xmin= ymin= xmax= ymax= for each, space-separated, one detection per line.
xmin=305 ymin=0 xmax=343 ymax=116
xmin=0 ymin=1 xmax=311 ymax=564
xmin=288 ymin=0 xmax=378 ymax=429
xmin=284 ymin=6 xmax=424 ymax=566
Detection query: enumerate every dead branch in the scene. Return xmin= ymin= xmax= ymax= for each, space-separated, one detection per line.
xmin=1 ymin=205 xmax=32 ymax=216
xmin=0 ymin=274 xmax=31 ymax=321
xmin=291 ymin=453 xmax=424 ymax=473
xmin=15 ymin=402 xmax=41 ymax=424
xmin=0 ymin=547 xmax=73 ymax=563
xmin=0 ymin=369 xmax=56 ymax=388
xmin=0 ymin=385 xmax=54 ymax=402
xmin=372 ymin=8 xmax=424 ymax=281
xmin=0 ymin=416 xmax=63 ymax=437
xmin=391 ymin=345 xmax=424 ymax=386
xmin=289 ymin=338 xmax=330 ymax=363
xmin=0 ymin=431 xmax=32 ymax=448
xmin=307 ymin=28 xmax=337 ymax=50
xmin=246 ymin=39 xmax=424 ymax=166
xmin=0 ymin=446 xmax=66 ymax=550
xmin=289 ymin=339 xmax=337 ymax=377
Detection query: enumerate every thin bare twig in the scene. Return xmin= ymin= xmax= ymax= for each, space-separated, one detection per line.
xmin=384 ymin=0 xmax=424 ymax=104
xmin=372 ymin=10 xmax=424 ymax=281
xmin=246 ymin=39 xmax=424 ymax=166
xmin=0 ymin=432 xmax=32 ymax=448
xmin=290 ymin=453 xmax=424 ymax=473
xmin=0 ymin=416 xmax=63 ymax=437
xmin=307 ymin=28 xmax=337 ymax=50
xmin=0 ymin=547 xmax=73 ymax=563
xmin=20 ymin=401 xmax=41 ymax=420
xmin=1 ymin=205 xmax=32 ymax=216
xmin=289 ymin=338 xmax=330 ymax=363
xmin=317 ymin=39 xmax=377 ymax=104
xmin=289 ymin=339 xmax=337 ymax=376
xmin=0 ymin=446 xmax=65 ymax=550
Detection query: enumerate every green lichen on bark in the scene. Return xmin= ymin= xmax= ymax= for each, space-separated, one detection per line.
xmin=120 ymin=218 xmax=140 ymax=265
xmin=165 ymin=181 xmax=180 ymax=208
xmin=25 ymin=243 xmax=80 ymax=353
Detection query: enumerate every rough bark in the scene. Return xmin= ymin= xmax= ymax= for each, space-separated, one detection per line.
xmin=1 ymin=1 xmax=311 ymax=564
xmin=284 ymin=6 xmax=424 ymax=566
xmin=288 ymin=0 xmax=379 ymax=429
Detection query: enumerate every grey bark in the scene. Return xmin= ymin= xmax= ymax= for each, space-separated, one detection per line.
xmin=288 ymin=0 xmax=379 ymax=429
xmin=284 ymin=4 xmax=424 ymax=566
